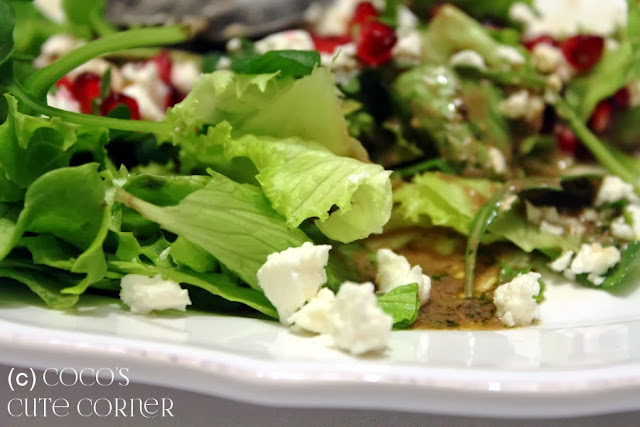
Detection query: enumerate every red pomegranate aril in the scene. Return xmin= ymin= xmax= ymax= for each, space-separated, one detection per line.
xmin=522 ymin=35 xmax=557 ymax=51
xmin=56 ymin=76 xmax=73 ymax=91
xmin=561 ymin=35 xmax=604 ymax=72
xmin=613 ymin=88 xmax=630 ymax=109
xmin=312 ymin=34 xmax=352 ymax=53
xmin=555 ymin=124 xmax=579 ymax=155
xmin=71 ymin=72 xmax=102 ymax=114
xmin=100 ymin=93 xmax=141 ymax=120
xmin=152 ymin=50 xmax=173 ymax=84
xmin=349 ymin=2 xmax=379 ymax=34
xmin=356 ymin=20 xmax=397 ymax=66
xmin=588 ymin=100 xmax=613 ymax=133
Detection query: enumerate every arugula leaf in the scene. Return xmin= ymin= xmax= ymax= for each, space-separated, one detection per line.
xmin=377 ymin=283 xmax=420 ymax=329
xmin=231 ymin=50 xmax=321 ymax=79
xmin=0 ymin=0 xmax=15 ymax=66
xmin=180 ymin=122 xmax=392 ymax=243
xmin=165 ymin=68 xmax=369 ymax=161
xmin=116 ymin=171 xmax=310 ymax=290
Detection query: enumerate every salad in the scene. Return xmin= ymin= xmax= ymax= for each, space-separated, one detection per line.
xmin=0 ymin=0 xmax=639 ymax=356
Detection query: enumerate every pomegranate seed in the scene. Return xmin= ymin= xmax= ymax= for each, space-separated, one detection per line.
xmin=522 ymin=35 xmax=558 ymax=51
xmin=56 ymin=76 xmax=73 ymax=91
xmin=312 ymin=34 xmax=352 ymax=53
xmin=100 ymin=93 xmax=141 ymax=120
xmin=588 ymin=100 xmax=613 ymax=133
xmin=152 ymin=50 xmax=173 ymax=84
xmin=165 ymin=85 xmax=186 ymax=109
xmin=561 ymin=35 xmax=604 ymax=72
xmin=613 ymin=88 xmax=630 ymax=109
xmin=71 ymin=72 xmax=102 ymax=114
xmin=349 ymin=2 xmax=379 ymax=35
xmin=555 ymin=124 xmax=579 ymax=155
xmin=356 ymin=20 xmax=397 ymax=66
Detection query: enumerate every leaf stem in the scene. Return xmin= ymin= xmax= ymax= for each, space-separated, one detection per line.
xmin=8 ymin=81 xmax=173 ymax=134
xmin=24 ymin=25 xmax=191 ymax=99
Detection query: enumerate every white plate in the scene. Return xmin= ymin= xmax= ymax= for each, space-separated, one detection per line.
xmin=1 ymin=278 xmax=640 ymax=418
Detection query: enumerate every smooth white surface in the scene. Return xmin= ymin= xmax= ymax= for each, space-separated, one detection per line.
xmin=1 ymin=278 xmax=640 ymax=418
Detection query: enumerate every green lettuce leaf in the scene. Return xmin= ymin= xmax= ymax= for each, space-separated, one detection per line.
xmin=0 ymin=94 xmax=108 ymax=190
xmin=0 ymin=266 xmax=80 ymax=309
xmin=180 ymin=123 xmax=392 ymax=243
xmin=576 ymin=241 xmax=640 ymax=290
xmin=0 ymin=164 xmax=109 ymax=296
xmin=408 ymin=0 xmax=528 ymax=21
xmin=115 ymin=171 xmax=310 ymax=290
xmin=393 ymin=172 xmax=500 ymax=234
xmin=377 ymin=283 xmax=420 ymax=329
xmin=0 ymin=0 xmax=15 ymax=66
xmin=165 ymin=67 xmax=368 ymax=161
xmin=108 ymin=260 xmax=277 ymax=319
xmin=231 ymin=50 xmax=321 ymax=79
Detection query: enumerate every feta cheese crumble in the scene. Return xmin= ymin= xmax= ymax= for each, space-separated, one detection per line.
xmin=34 ymin=0 xmax=65 ymax=24
xmin=493 ymin=272 xmax=541 ymax=327
xmin=376 ymin=249 xmax=431 ymax=305
xmin=327 ymin=282 xmax=393 ymax=355
xmin=531 ymin=43 xmax=563 ymax=74
xmin=449 ymin=50 xmax=487 ymax=70
xmin=549 ymin=250 xmax=574 ymax=272
xmin=488 ymin=147 xmax=507 ymax=175
xmin=500 ymin=90 xmax=545 ymax=124
xmin=510 ymin=0 xmax=628 ymax=39
xmin=495 ymin=46 xmax=525 ymax=67
xmin=120 ymin=274 xmax=191 ymax=315
xmin=254 ymin=30 xmax=315 ymax=54
xmin=287 ymin=288 xmax=335 ymax=334
xmin=595 ymin=176 xmax=639 ymax=206
xmin=256 ymin=242 xmax=331 ymax=325
xmin=570 ymin=243 xmax=621 ymax=282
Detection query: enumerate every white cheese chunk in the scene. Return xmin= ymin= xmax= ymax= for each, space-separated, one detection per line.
xmin=255 ymin=30 xmax=315 ymax=54
xmin=611 ymin=216 xmax=635 ymax=241
xmin=570 ymin=243 xmax=621 ymax=276
xmin=47 ymin=86 xmax=80 ymax=113
xmin=496 ymin=46 xmax=525 ymax=66
xmin=449 ymin=50 xmax=487 ymax=70
xmin=171 ymin=60 xmax=202 ymax=94
xmin=493 ymin=272 xmax=541 ymax=327
xmin=327 ymin=282 xmax=392 ymax=355
xmin=510 ymin=0 xmax=628 ymax=39
xmin=540 ymin=220 xmax=564 ymax=236
xmin=393 ymin=30 xmax=423 ymax=64
xmin=34 ymin=34 xmax=84 ymax=68
xmin=488 ymin=147 xmax=507 ymax=175
xmin=257 ymin=242 xmax=331 ymax=325
xmin=376 ymin=249 xmax=431 ymax=305
xmin=531 ymin=43 xmax=563 ymax=73
xmin=120 ymin=274 xmax=191 ymax=315
xmin=287 ymin=288 xmax=335 ymax=334
xmin=595 ymin=176 xmax=639 ymax=206
xmin=549 ymin=250 xmax=574 ymax=272
xmin=34 ymin=0 xmax=65 ymax=24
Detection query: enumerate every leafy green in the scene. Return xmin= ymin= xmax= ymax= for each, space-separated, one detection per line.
xmin=420 ymin=4 xmax=523 ymax=67
xmin=116 ymin=171 xmax=310 ymax=290
xmin=408 ymin=0 xmax=528 ymax=21
xmin=180 ymin=123 xmax=392 ymax=243
xmin=0 ymin=267 xmax=80 ymax=309
xmin=108 ymin=260 xmax=277 ymax=319
xmin=377 ymin=283 xmax=420 ymax=329
xmin=169 ymin=237 xmax=218 ymax=274
xmin=0 ymin=94 xmax=108 ymax=189
xmin=576 ymin=241 xmax=640 ymax=290
xmin=0 ymin=0 xmax=15 ymax=66
xmin=165 ymin=68 xmax=368 ymax=161
xmin=393 ymin=172 xmax=501 ymax=234
xmin=8 ymin=1 xmax=64 ymax=56
xmin=231 ymin=50 xmax=321 ymax=79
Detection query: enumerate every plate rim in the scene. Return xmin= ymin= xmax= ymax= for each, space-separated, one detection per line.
xmin=2 ymin=318 xmax=640 ymax=418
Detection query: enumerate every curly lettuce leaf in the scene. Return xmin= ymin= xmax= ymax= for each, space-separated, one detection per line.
xmin=165 ymin=67 xmax=368 ymax=161
xmin=115 ymin=171 xmax=310 ymax=290
xmin=0 ymin=95 xmax=107 ymax=191
xmin=180 ymin=122 xmax=392 ymax=243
